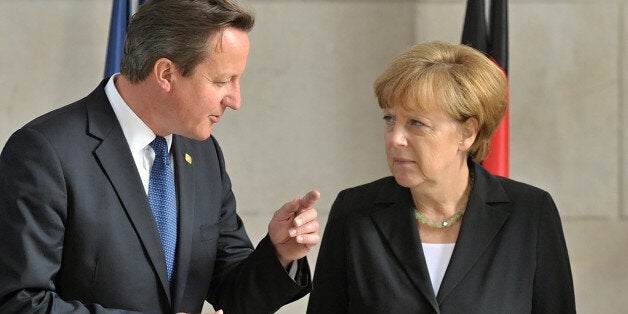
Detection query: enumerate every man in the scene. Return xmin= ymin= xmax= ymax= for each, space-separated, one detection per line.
xmin=0 ymin=0 xmax=320 ymax=313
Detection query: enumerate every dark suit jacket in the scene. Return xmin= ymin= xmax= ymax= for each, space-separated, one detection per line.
xmin=307 ymin=161 xmax=575 ymax=313
xmin=0 ymin=80 xmax=310 ymax=313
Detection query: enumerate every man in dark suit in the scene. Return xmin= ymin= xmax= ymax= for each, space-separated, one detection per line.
xmin=0 ymin=1 xmax=320 ymax=313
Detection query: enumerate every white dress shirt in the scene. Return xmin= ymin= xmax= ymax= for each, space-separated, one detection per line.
xmin=104 ymin=74 xmax=172 ymax=195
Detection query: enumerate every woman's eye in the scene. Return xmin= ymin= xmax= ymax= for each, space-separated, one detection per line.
xmin=383 ymin=115 xmax=394 ymax=125
xmin=410 ymin=119 xmax=424 ymax=127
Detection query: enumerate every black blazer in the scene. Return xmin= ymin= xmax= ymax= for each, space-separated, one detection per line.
xmin=0 ymin=80 xmax=310 ymax=313
xmin=308 ymin=161 xmax=575 ymax=313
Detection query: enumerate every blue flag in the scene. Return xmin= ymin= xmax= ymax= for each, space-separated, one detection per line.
xmin=104 ymin=0 xmax=146 ymax=78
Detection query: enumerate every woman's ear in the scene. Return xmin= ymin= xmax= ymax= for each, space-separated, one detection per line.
xmin=153 ymin=58 xmax=175 ymax=92
xmin=459 ymin=117 xmax=479 ymax=151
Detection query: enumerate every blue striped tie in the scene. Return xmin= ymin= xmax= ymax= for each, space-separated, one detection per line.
xmin=148 ymin=136 xmax=177 ymax=282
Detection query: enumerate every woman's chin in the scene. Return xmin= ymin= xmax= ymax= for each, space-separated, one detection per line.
xmin=392 ymin=174 xmax=419 ymax=188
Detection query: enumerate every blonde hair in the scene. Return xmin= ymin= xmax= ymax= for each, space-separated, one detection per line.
xmin=374 ymin=41 xmax=507 ymax=161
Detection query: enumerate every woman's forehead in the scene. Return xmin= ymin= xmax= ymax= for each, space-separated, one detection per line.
xmin=388 ymin=86 xmax=442 ymax=111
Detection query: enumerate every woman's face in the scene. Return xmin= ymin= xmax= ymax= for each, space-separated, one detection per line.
xmin=383 ymin=103 xmax=467 ymax=189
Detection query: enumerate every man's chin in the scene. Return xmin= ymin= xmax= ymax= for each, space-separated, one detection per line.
xmin=181 ymin=127 xmax=212 ymax=141
xmin=196 ymin=131 xmax=212 ymax=141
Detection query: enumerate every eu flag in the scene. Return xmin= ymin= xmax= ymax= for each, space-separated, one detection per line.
xmin=104 ymin=0 xmax=146 ymax=78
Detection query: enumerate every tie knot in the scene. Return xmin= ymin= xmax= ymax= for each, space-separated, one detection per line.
xmin=150 ymin=136 xmax=169 ymax=158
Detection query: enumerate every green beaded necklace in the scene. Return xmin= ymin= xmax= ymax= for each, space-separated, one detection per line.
xmin=414 ymin=207 xmax=466 ymax=228
xmin=414 ymin=169 xmax=474 ymax=229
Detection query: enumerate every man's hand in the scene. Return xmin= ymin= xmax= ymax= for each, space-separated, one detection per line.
xmin=268 ymin=190 xmax=320 ymax=268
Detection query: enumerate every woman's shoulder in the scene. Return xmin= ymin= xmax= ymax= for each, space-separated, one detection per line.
xmin=480 ymin=171 xmax=558 ymax=218
xmin=473 ymin=162 xmax=551 ymax=200
xmin=328 ymin=176 xmax=400 ymax=219
xmin=336 ymin=176 xmax=399 ymax=202
xmin=492 ymin=175 xmax=552 ymax=200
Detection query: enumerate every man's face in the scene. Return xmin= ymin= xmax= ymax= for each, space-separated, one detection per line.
xmin=167 ymin=27 xmax=250 ymax=140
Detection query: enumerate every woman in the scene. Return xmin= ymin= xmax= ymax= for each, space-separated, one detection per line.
xmin=307 ymin=41 xmax=575 ymax=313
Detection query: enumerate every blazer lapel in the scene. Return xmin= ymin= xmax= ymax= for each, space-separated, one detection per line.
xmin=436 ymin=163 xmax=511 ymax=303
xmin=86 ymin=83 xmax=172 ymax=302
xmin=370 ymin=184 xmax=440 ymax=311
xmin=170 ymin=136 xmax=196 ymax=309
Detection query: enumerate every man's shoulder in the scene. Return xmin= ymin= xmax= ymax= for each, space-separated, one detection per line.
xmin=25 ymin=102 xmax=86 ymax=130
xmin=24 ymin=81 xmax=109 ymax=134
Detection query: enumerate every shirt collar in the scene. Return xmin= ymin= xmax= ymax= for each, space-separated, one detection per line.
xmin=104 ymin=74 xmax=172 ymax=153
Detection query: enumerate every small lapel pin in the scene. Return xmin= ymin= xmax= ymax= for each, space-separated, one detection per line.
xmin=185 ymin=153 xmax=192 ymax=164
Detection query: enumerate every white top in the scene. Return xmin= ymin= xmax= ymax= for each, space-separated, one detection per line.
xmin=104 ymin=74 xmax=173 ymax=195
xmin=422 ymin=243 xmax=456 ymax=295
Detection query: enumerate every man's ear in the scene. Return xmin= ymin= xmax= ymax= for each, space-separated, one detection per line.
xmin=153 ymin=58 xmax=175 ymax=92
xmin=460 ymin=117 xmax=479 ymax=151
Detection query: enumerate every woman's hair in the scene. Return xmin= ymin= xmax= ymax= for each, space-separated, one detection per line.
xmin=120 ymin=0 xmax=255 ymax=83
xmin=374 ymin=41 xmax=508 ymax=162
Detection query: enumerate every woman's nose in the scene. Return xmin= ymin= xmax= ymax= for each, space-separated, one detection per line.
xmin=387 ymin=125 xmax=408 ymax=147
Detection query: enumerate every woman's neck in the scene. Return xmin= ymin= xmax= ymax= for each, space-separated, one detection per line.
xmin=411 ymin=166 xmax=472 ymax=219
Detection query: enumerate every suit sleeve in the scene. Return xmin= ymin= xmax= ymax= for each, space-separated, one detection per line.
xmin=307 ymin=191 xmax=349 ymax=314
xmin=205 ymin=137 xmax=311 ymax=313
xmin=532 ymin=191 xmax=576 ymax=313
xmin=0 ymin=128 xmax=140 ymax=314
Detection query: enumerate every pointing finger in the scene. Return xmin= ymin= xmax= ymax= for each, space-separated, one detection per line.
xmin=299 ymin=190 xmax=320 ymax=209
xmin=274 ymin=198 xmax=300 ymax=221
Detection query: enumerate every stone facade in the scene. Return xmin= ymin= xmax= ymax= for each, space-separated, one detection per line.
xmin=1 ymin=0 xmax=626 ymax=312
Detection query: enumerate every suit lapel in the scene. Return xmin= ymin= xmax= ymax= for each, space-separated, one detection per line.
xmin=437 ymin=163 xmax=511 ymax=303
xmin=86 ymin=82 xmax=172 ymax=302
xmin=171 ymin=136 xmax=196 ymax=309
xmin=370 ymin=184 xmax=440 ymax=311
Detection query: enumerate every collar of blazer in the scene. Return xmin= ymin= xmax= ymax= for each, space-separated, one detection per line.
xmin=370 ymin=158 xmax=512 ymax=308
xmin=85 ymin=81 xmax=175 ymax=303
xmin=372 ymin=158 xmax=511 ymax=207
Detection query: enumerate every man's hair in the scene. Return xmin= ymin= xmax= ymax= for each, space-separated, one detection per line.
xmin=120 ymin=0 xmax=255 ymax=83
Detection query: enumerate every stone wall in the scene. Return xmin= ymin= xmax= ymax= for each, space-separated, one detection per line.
xmin=1 ymin=1 xmax=625 ymax=312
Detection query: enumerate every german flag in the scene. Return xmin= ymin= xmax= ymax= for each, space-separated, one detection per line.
xmin=461 ymin=0 xmax=509 ymax=177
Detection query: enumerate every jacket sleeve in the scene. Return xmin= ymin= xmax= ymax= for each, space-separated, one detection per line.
xmin=0 ymin=128 xmax=139 ymax=314
xmin=532 ymin=191 xmax=576 ymax=313
xmin=205 ymin=137 xmax=311 ymax=313
xmin=307 ymin=191 xmax=349 ymax=314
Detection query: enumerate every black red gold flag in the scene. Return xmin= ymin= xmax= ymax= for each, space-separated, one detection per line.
xmin=462 ymin=0 xmax=509 ymax=177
